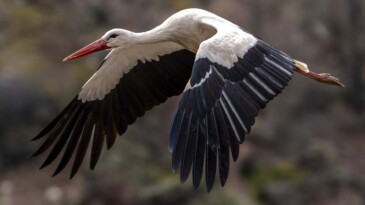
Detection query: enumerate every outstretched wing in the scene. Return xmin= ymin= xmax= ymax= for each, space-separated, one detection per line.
xmin=169 ymin=23 xmax=295 ymax=192
xmin=32 ymin=42 xmax=195 ymax=177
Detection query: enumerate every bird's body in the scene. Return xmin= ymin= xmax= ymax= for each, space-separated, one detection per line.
xmin=32 ymin=8 xmax=343 ymax=192
xmin=78 ymin=9 xmax=258 ymax=102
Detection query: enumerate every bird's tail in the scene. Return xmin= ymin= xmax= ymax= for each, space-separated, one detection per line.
xmin=294 ymin=60 xmax=345 ymax=87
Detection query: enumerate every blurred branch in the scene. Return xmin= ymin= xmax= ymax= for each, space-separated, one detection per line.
xmin=347 ymin=0 xmax=365 ymax=112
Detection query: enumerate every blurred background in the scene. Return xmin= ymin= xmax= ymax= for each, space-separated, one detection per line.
xmin=1 ymin=0 xmax=365 ymax=204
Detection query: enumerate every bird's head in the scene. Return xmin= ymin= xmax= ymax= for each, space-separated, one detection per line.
xmin=63 ymin=29 xmax=134 ymax=61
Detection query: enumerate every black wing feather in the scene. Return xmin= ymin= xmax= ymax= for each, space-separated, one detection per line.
xmin=40 ymin=105 xmax=83 ymax=169
xmin=70 ymin=109 xmax=94 ymax=178
xmin=169 ymin=39 xmax=295 ymax=191
xmin=205 ymin=113 xmax=218 ymax=192
xmin=32 ymin=49 xmax=195 ymax=177
xmin=171 ymin=93 xmax=192 ymax=171
xmin=192 ymin=119 xmax=205 ymax=188
xmin=53 ymin=107 xmax=88 ymax=176
xmin=179 ymin=112 xmax=195 ymax=183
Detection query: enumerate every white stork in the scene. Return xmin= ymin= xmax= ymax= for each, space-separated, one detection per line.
xmin=32 ymin=8 xmax=344 ymax=192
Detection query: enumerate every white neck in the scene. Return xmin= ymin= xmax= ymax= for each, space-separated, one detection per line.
xmin=132 ymin=25 xmax=173 ymax=45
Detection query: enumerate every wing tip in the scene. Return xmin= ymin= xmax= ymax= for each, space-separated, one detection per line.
xmin=31 ymin=134 xmax=44 ymax=141
xmin=39 ymin=161 xmax=49 ymax=170
xmin=69 ymin=166 xmax=79 ymax=179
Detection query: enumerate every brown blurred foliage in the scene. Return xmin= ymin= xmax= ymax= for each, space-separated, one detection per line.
xmin=0 ymin=0 xmax=364 ymax=205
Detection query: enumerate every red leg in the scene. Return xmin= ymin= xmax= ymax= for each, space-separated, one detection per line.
xmin=294 ymin=60 xmax=345 ymax=87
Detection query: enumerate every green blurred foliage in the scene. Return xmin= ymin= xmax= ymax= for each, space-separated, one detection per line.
xmin=247 ymin=160 xmax=307 ymax=191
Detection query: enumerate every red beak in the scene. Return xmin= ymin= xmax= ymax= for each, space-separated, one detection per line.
xmin=63 ymin=39 xmax=110 ymax=62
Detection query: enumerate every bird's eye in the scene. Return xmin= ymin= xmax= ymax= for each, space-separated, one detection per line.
xmin=108 ymin=33 xmax=119 ymax=39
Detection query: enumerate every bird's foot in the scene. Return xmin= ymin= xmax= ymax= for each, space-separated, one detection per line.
xmin=294 ymin=60 xmax=345 ymax=87
xmin=307 ymin=72 xmax=345 ymax=87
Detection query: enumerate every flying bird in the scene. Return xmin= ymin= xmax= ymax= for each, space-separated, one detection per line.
xmin=32 ymin=8 xmax=344 ymax=192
